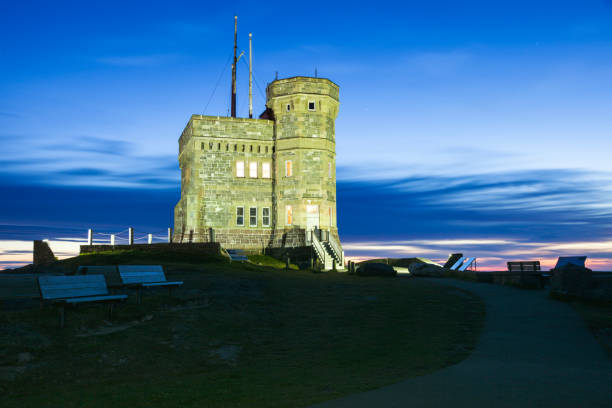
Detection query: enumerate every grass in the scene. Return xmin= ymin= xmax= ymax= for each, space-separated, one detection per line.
xmin=247 ymin=254 xmax=299 ymax=270
xmin=568 ymin=301 xmax=612 ymax=358
xmin=1 ymin=251 xmax=485 ymax=407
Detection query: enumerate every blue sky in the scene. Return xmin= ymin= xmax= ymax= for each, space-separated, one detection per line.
xmin=1 ymin=1 xmax=612 ymax=269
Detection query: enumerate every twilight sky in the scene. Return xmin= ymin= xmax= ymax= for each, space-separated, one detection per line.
xmin=1 ymin=1 xmax=612 ymax=269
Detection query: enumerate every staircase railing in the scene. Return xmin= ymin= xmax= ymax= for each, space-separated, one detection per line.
xmin=327 ymin=234 xmax=344 ymax=267
xmin=312 ymin=233 xmax=331 ymax=270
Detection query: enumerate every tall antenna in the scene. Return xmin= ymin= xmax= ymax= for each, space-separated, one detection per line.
xmin=231 ymin=15 xmax=237 ymax=118
xmin=249 ymin=32 xmax=253 ymax=119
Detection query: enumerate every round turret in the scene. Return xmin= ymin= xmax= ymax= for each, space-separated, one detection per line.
xmin=266 ymin=77 xmax=340 ymax=242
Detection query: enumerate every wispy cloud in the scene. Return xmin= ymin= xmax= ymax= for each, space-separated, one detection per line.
xmin=338 ymin=168 xmax=612 ymax=269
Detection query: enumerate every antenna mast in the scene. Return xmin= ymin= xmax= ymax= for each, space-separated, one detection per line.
xmin=231 ymin=15 xmax=237 ymax=118
xmin=249 ymin=32 xmax=253 ymax=119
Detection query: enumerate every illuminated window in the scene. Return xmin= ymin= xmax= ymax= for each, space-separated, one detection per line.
xmin=285 ymin=160 xmax=293 ymax=177
xmin=262 ymin=162 xmax=271 ymax=178
xmin=236 ymin=161 xmax=245 ymax=178
xmin=262 ymin=207 xmax=270 ymax=227
xmin=249 ymin=161 xmax=258 ymax=178
xmin=249 ymin=207 xmax=257 ymax=227
xmin=308 ymin=101 xmax=315 ymax=111
xmin=286 ymin=205 xmax=293 ymax=225
xmin=328 ymin=162 xmax=332 ymax=178
xmin=236 ymin=207 xmax=244 ymax=226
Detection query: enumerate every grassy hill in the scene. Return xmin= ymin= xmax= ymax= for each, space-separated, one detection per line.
xmin=0 ymin=250 xmax=484 ymax=407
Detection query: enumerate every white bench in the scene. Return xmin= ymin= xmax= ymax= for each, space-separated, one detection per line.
xmin=38 ymin=275 xmax=127 ymax=328
xmin=118 ymin=265 xmax=183 ymax=304
xmin=227 ymin=249 xmax=249 ymax=262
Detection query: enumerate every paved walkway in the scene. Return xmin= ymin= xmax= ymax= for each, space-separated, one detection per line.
xmin=312 ymin=278 xmax=612 ymax=407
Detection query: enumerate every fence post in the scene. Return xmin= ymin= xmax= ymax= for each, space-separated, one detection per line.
xmin=148 ymin=234 xmax=153 ymax=244
xmin=168 ymin=227 xmax=173 ymax=243
xmin=128 ymin=228 xmax=134 ymax=245
xmin=87 ymin=229 xmax=93 ymax=245
xmin=110 ymin=234 xmax=115 ymax=246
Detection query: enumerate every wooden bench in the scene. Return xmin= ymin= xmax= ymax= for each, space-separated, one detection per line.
xmin=507 ymin=261 xmax=541 ymax=272
xmin=507 ymin=261 xmax=543 ymax=288
xmin=38 ymin=275 xmax=127 ymax=328
xmin=118 ymin=265 xmax=183 ymax=304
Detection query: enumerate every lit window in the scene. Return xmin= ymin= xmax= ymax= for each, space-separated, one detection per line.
xmin=262 ymin=162 xmax=271 ymax=178
xmin=236 ymin=161 xmax=245 ymax=178
xmin=262 ymin=207 xmax=270 ymax=227
xmin=249 ymin=207 xmax=257 ymax=227
xmin=286 ymin=205 xmax=292 ymax=225
xmin=308 ymin=101 xmax=315 ymax=111
xmin=328 ymin=162 xmax=332 ymax=178
xmin=285 ymin=160 xmax=293 ymax=177
xmin=249 ymin=162 xmax=258 ymax=178
xmin=236 ymin=207 xmax=244 ymax=226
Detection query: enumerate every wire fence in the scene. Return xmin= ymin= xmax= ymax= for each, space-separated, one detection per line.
xmin=88 ymin=228 xmax=172 ymax=245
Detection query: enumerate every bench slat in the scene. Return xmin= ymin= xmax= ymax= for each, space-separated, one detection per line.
xmin=39 ymin=275 xmax=109 ymax=300
xmin=65 ymin=294 xmax=127 ymax=304
xmin=118 ymin=265 xmax=164 ymax=273
xmin=142 ymin=281 xmax=183 ymax=288
xmin=118 ymin=265 xmax=167 ymax=284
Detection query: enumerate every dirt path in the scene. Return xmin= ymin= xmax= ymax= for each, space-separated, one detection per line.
xmin=311 ymin=278 xmax=612 ymax=407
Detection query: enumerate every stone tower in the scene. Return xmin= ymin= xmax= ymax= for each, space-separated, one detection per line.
xmin=266 ymin=77 xmax=340 ymax=244
xmin=174 ymin=76 xmax=343 ymax=269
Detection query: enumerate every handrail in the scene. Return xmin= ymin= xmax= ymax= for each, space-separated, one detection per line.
xmin=311 ymin=233 xmax=328 ymax=267
xmin=327 ymin=234 xmax=343 ymax=265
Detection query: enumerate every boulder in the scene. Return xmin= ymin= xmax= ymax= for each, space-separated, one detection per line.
xmin=408 ymin=262 xmax=447 ymax=277
xmin=356 ymin=262 xmax=396 ymax=277
xmin=551 ymin=263 xmax=592 ymax=297
xmin=33 ymin=240 xmax=55 ymax=266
